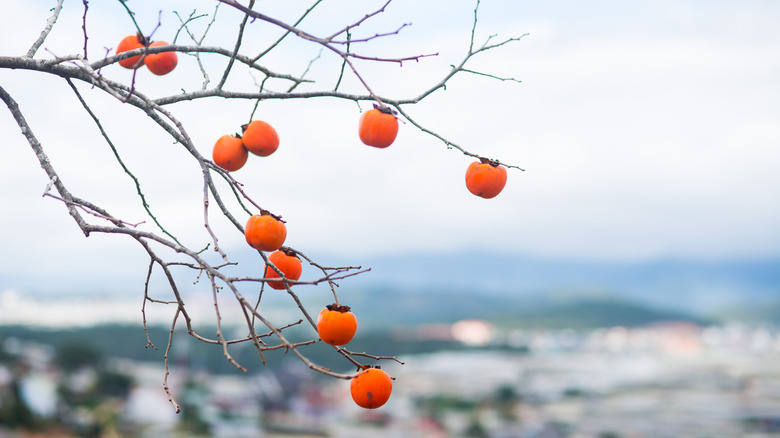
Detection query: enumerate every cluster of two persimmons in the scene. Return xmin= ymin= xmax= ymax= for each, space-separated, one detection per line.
xmin=116 ymin=33 xmax=178 ymax=75
xmin=213 ymin=105 xmax=510 ymax=199
xmin=244 ymin=210 xmax=392 ymax=409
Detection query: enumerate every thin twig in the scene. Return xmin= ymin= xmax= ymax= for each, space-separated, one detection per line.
xmin=81 ymin=0 xmax=90 ymax=59
xmin=343 ymin=349 xmax=406 ymax=365
xmin=334 ymin=31 xmax=350 ymax=91
xmin=217 ymin=0 xmax=253 ymax=90
xmin=117 ymin=0 xmax=145 ymax=36
xmin=65 ymin=78 xmax=184 ymax=243
xmin=162 ymin=309 xmax=181 ymax=413
xmin=458 ymin=67 xmax=522 ymax=83
xmin=393 ymin=105 xmax=525 ymax=171
xmin=202 ymin=174 xmax=228 ymax=260
xmin=325 ymin=0 xmax=393 ymax=41
xmin=142 ymin=259 xmax=159 ymax=350
xmin=288 ymin=49 xmax=322 ymax=93
xmin=251 ymin=0 xmax=326 ymax=62
xmin=26 ymin=0 xmax=65 ymax=58
xmin=209 ymin=274 xmax=248 ymax=372
xmin=173 ymin=9 xmax=213 ymax=89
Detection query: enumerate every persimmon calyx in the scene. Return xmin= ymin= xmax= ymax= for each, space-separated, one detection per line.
xmin=372 ymin=102 xmax=397 ymax=116
xmin=135 ymin=31 xmax=150 ymax=47
xmin=258 ymin=209 xmax=285 ymax=223
xmin=325 ymin=303 xmax=352 ymax=313
xmin=356 ymin=365 xmax=392 ymax=377
xmin=479 ymin=157 xmax=501 ymax=167
xmin=278 ymin=247 xmax=298 ymax=258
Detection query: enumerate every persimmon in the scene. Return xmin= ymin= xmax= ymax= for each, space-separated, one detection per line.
xmin=264 ymin=249 xmax=303 ymax=290
xmin=465 ymin=159 xmax=508 ymax=199
xmin=242 ymin=120 xmax=279 ymax=157
xmin=116 ymin=33 xmax=145 ymax=69
xmin=358 ymin=105 xmax=398 ymax=148
xmin=317 ymin=304 xmax=357 ymax=346
xmin=350 ymin=367 xmax=393 ymax=409
xmin=144 ymin=41 xmax=178 ymax=75
xmin=212 ymin=135 xmax=248 ymax=172
xmin=245 ymin=213 xmax=286 ymax=252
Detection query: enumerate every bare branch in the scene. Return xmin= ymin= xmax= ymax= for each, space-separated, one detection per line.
xmin=64 ymin=78 xmax=183 ymax=244
xmin=216 ymin=0 xmax=254 ymax=90
xmin=4 ymin=0 xmax=526 ymax=406
xmin=91 ymin=44 xmax=309 ymax=83
xmin=81 ymin=0 xmax=90 ymax=59
xmin=329 ymin=22 xmax=412 ymax=45
xmin=209 ymin=273 xmax=248 ymax=372
xmin=0 ymin=84 xmax=89 ymax=235
xmin=142 ymin=260 xmax=160 ymax=350
xmin=325 ymin=0 xmax=393 ymax=41
xmin=162 ymin=309 xmax=182 ymax=413
xmin=458 ymin=67 xmax=523 ymax=83
xmin=202 ymin=175 xmax=228 ymax=261
xmin=251 ymin=0 xmax=326 ymax=62
xmin=393 ymin=105 xmax=525 ymax=171
xmin=116 ymin=0 xmax=144 ymax=36
xmin=26 ymin=0 xmax=65 ymax=58
xmin=174 ymin=8 xmax=217 ymax=89
xmin=342 ymin=348 xmax=406 ymax=365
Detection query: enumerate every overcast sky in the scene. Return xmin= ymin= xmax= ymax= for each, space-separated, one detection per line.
xmin=1 ymin=0 xmax=779 ymax=298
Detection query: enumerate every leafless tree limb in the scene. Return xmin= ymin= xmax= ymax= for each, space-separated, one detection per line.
xmin=2 ymin=0 xmax=528 ymax=408
xmin=26 ymin=0 xmax=65 ymax=58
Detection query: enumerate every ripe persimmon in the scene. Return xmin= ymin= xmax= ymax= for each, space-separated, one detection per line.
xmin=242 ymin=120 xmax=279 ymax=157
xmin=144 ymin=41 xmax=178 ymax=75
xmin=116 ymin=33 xmax=145 ymax=69
xmin=245 ymin=213 xmax=286 ymax=252
xmin=465 ymin=159 xmax=508 ymax=199
xmin=350 ymin=367 xmax=393 ymax=409
xmin=317 ymin=304 xmax=357 ymax=346
xmin=212 ymin=135 xmax=248 ymax=172
xmin=264 ymin=249 xmax=303 ymax=290
xmin=358 ymin=105 xmax=398 ymax=148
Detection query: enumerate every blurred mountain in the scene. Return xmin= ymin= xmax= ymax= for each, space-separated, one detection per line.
xmin=0 ymin=292 xmax=710 ymax=376
xmin=337 ymin=288 xmax=710 ymax=331
xmin=4 ymin=249 xmax=778 ymax=321
xmin=714 ymin=298 xmax=780 ymax=324
xmin=330 ymin=251 xmax=780 ymax=317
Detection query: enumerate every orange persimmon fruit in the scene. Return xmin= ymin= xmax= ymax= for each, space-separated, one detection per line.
xmin=350 ymin=367 xmax=393 ymax=409
xmin=116 ymin=33 xmax=145 ymax=69
xmin=465 ymin=159 xmax=508 ymax=199
xmin=358 ymin=105 xmax=398 ymax=148
xmin=245 ymin=213 xmax=286 ymax=252
xmin=264 ymin=249 xmax=303 ymax=290
xmin=144 ymin=41 xmax=178 ymax=75
xmin=212 ymin=135 xmax=248 ymax=172
xmin=242 ymin=120 xmax=279 ymax=157
xmin=317 ymin=304 xmax=357 ymax=346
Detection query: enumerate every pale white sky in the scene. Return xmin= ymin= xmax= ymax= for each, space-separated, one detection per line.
xmin=1 ymin=0 xmax=779 ymax=298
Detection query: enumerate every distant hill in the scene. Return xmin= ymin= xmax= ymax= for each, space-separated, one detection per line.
xmin=5 ymin=250 xmax=778 ymax=322
xmin=714 ymin=298 xmax=780 ymax=324
xmin=329 ymin=287 xmax=710 ymax=331
xmin=499 ymin=295 xmax=712 ymax=329
xmin=327 ymin=251 xmax=780 ymax=318
xmin=0 ymin=293 xmax=709 ymax=376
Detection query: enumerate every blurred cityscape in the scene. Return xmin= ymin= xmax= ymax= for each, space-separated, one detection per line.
xmin=1 ymin=318 xmax=779 ymax=438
